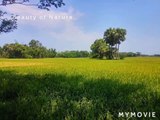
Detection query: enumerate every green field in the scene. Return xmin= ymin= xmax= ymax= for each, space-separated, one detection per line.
xmin=0 ymin=57 xmax=160 ymax=120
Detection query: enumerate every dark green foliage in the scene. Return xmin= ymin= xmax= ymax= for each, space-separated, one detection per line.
xmin=0 ymin=40 xmax=90 ymax=58
xmin=104 ymin=28 xmax=127 ymax=59
xmin=0 ymin=46 xmax=2 ymax=57
xmin=3 ymin=43 xmax=28 ymax=58
xmin=0 ymin=10 xmax=17 ymax=34
xmin=1 ymin=0 xmax=65 ymax=10
xmin=56 ymin=51 xmax=90 ymax=58
xmin=38 ymin=0 xmax=65 ymax=10
xmin=104 ymin=28 xmax=126 ymax=47
xmin=29 ymin=40 xmax=42 ymax=48
xmin=47 ymin=48 xmax=57 ymax=58
xmin=90 ymin=28 xmax=127 ymax=60
xmin=28 ymin=40 xmax=48 ymax=58
xmin=90 ymin=39 xmax=109 ymax=59
xmin=0 ymin=40 xmax=89 ymax=58
xmin=119 ymin=52 xmax=142 ymax=59
xmin=0 ymin=70 xmax=159 ymax=120
xmin=1 ymin=40 xmax=57 ymax=58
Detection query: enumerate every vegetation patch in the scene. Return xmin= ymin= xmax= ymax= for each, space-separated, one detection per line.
xmin=0 ymin=58 xmax=159 ymax=120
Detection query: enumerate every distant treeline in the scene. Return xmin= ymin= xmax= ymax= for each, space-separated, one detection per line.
xmin=119 ymin=52 xmax=141 ymax=58
xmin=0 ymin=40 xmax=157 ymax=58
xmin=56 ymin=51 xmax=89 ymax=58
xmin=119 ymin=52 xmax=160 ymax=58
xmin=0 ymin=40 xmax=56 ymax=58
xmin=0 ymin=40 xmax=90 ymax=58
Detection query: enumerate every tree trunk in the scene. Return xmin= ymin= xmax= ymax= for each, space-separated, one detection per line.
xmin=109 ymin=45 xmax=112 ymax=59
xmin=116 ymin=44 xmax=118 ymax=59
xmin=117 ymin=44 xmax=120 ymax=59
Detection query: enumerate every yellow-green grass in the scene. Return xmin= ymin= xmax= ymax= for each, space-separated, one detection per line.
xmin=0 ymin=57 xmax=160 ymax=120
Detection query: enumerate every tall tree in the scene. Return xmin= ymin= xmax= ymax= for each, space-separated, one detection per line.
xmin=104 ymin=28 xmax=126 ymax=59
xmin=28 ymin=40 xmax=46 ymax=58
xmin=29 ymin=39 xmax=42 ymax=48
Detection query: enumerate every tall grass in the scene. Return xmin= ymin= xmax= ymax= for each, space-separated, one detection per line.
xmin=0 ymin=57 xmax=160 ymax=120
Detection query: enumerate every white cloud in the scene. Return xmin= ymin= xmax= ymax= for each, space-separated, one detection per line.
xmin=0 ymin=4 xmax=100 ymax=50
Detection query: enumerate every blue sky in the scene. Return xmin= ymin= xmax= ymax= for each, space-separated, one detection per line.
xmin=0 ymin=0 xmax=160 ymax=54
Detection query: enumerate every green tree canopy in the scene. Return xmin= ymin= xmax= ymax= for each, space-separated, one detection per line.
xmin=104 ymin=28 xmax=127 ymax=59
xmin=90 ymin=39 xmax=109 ymax=59
xmin=0 ymin=10 xmax=17 ymax=34
xmin=3 ymin=43 xmax=27 ymax=58
xmin=29 ymin=39 xmax=42 ymax=48
xmin=1 ymin=40 xmax=57 ymax=58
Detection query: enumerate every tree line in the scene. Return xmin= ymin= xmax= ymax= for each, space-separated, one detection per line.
xmin=0 ymin=30 xmax=145 ymax=59
xmin=0 ymin=40 xmax=56 ymax=58
xmin=57 ymin=51 xmax=89 ymax=58
xmin=0 ymin=39 xmax=143 ymax=59
xmin=0 ymin=40 xmax=90 ymax=58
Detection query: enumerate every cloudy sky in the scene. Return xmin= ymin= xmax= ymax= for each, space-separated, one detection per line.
xmin=0 ymin=0 xmax=160 ymax=54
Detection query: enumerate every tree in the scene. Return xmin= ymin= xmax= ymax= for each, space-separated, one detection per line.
xmin=3 ymin=43 xmax=27 ymax=58
xmin=0 ymin=46 xmax=2 ymax=57
xmin=1 ymin=40 xmax=57 ymax=58
xmin=56 ymin=51 xmax=90 ymax=58
xmin=90 ymin=39 xmax=109 ymax=59
xmin=47 ymin=48 xmax=56 ymax=58
xmin=0 ymin=10 xmax=17 ymax=34
xmin=79 ymin=51 xmax=89 ymax=58
xmin=28 ymin=40 xmax=47 ymax=58
xmin=104 ymin=28 xmax=126 ymax=59
xmin=136 ymin=52 xmax=141 ymax=56
xmin=1 ymin=0 xmax=65 ymax=10
xmin=0 ymin=0 xmax=65 ymax=34
xmin=29 ymin=39 xmax=42 ymax=48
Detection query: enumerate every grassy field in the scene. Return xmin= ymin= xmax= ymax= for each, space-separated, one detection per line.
xmin=0 ymin=57 xmax=160 ymax=120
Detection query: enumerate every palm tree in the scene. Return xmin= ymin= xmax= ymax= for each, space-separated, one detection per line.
xmin=104 ymin=28 xmax=127 ymax=59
